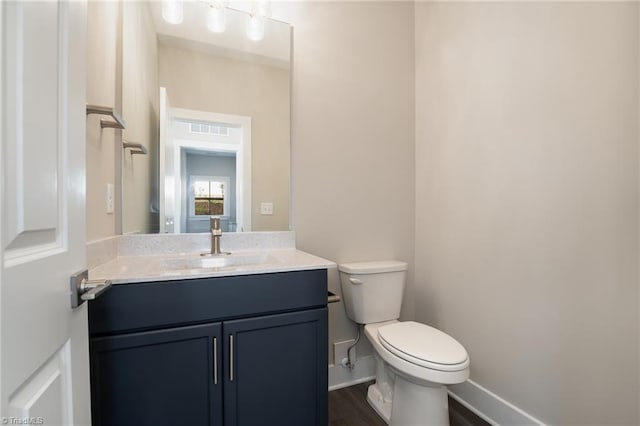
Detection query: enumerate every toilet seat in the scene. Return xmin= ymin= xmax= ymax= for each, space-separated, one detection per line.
xmin=365 ymin=321 xmax=469 ymax=385
xmin=378 ymin=321 xmax=469 ymax=372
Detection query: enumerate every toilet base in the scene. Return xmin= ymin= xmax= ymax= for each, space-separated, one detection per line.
xmin=367 ymin=377 xmax=450 ymax=426
xmin=390 ymin=375 xmax=449 ymax=426
xmin=367 ymin=383 xmax=392 ymax=424
xmin=367 ymin=353 xmax=451 ymax=426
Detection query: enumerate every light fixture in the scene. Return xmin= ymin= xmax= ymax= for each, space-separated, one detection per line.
xmin=246 ymin=1 xmax=271 ymax=42
xmin=246 ymin=13 xmax=265 ymax=41
xmin=255 ymin=0 xmax=271 ymax=19
xmin=162 ymin=0 xmax=183 ymax=25
xmin=163 ymin=0 xmax=272 ymax=41
xmin=207 ymin=1 xmax=227 ymax=33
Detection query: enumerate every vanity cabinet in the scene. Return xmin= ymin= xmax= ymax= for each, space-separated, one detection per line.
xmin=90 ymin=322 xmax=223 ymax=425
xmin=88 ymin=270 xmax=328 ymax=426
xmin=223 ymin=310 xmax=327 ymax=426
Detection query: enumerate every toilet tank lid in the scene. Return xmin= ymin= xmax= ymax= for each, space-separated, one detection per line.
xmin=338 ymin=260 xmax=408 ymax=274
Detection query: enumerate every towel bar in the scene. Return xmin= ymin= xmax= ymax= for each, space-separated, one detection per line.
xmin=86 ymin=104 xmax=126 ymax=130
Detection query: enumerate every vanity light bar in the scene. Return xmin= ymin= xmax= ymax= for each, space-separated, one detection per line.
xmin=162 ymin=0 xmax=271 ymax=41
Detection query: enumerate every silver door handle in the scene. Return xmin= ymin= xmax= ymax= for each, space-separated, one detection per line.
xmin=80 ymin=278 xmax=112 ymax=301
xmin=70 ymin=270 xmax=112 ymax=308
xmin=229 ymin=335 xmax=234 ymax=382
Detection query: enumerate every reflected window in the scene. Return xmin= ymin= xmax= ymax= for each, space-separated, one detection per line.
xmin=190 ymin=176 xmax=230 ymax=217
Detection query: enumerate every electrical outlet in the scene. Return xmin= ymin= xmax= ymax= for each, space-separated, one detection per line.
xmin=106 ymin=183 xmax=114 ymax=214
xmin=333 ymin=339 xmax=356 ymax=367
xmin=260 ymin=202 xmax=273 ymax=215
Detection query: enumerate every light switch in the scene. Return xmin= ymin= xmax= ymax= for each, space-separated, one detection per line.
xmin=260 ymin=202 xmax=273 ymax=215
xmin=106 ymin=183 xmax=114 ymax=214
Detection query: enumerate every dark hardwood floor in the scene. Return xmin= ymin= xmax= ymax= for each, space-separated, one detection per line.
xmin=329 ymin=381 xmax=386 ymax=426
xmin=328 ymin=381 xmax=490 ymax=426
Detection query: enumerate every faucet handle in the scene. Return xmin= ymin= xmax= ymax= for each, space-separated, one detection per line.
xmin=210 ymin=217 xmax=221 ymax=230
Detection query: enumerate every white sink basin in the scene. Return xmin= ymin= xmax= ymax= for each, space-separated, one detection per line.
xmin=162 ymin=252 xmax=275 ymax=270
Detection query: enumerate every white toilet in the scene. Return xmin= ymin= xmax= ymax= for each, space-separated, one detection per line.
xmin=339 ymin=260 xmax=469 ymax=426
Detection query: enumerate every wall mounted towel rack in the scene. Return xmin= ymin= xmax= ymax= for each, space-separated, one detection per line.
xmin=123 ymin=141 xmax=148 ymax=155
xmin=86 ymin=104 xmax=126 ymax=130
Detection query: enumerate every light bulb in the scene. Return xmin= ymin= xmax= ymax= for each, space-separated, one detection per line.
xmin=207 ymin=2 xmax=226 ymax=33
xmin=162 ymin=0 xmax=183 ymax=25
xmin=255 ymin=1 xmax=271 ymax=18
xmin=246 ymin=13 xmax=264 ymax=41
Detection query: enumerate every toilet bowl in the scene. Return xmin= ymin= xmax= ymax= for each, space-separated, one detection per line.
xmin=338 ymin=261 xmax=470 ymax=426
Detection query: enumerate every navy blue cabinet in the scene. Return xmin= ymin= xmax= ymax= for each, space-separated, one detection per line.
xmin=88 ymin=270 xmax=328 ymax=426
xmin=90 ymin=323 xmax=223 ymax=426
xmin=223 ymin=309 xmax=327 ymax=426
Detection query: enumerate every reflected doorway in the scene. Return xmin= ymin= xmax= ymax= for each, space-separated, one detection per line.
xmin=184 ymin=151 xmax=237 ymax=233
xmin=159 ymin=88 xmax=252 ymax=233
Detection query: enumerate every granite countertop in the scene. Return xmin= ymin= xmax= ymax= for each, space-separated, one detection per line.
xmin=89 ymin=248 xmax=336 ymax=284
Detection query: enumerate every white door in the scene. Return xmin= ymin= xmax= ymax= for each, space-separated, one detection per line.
xmin=159 ymin=87 xmax=176 ymax=233
xmin=1 ymin=1 xmax=90 ymax=425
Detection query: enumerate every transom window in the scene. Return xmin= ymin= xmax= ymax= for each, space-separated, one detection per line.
xmin=189 ymin=122 xmax=230 ymax=137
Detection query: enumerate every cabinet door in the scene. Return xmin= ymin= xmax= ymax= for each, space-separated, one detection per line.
xmin=90 ymin=322 xmax=223 ymax=426
xmin=223 ymin=308 xmax=328 ymax=426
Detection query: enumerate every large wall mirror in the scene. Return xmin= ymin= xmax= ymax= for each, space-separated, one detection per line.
xmin=121 ymin=1 xmax=291 ymax=234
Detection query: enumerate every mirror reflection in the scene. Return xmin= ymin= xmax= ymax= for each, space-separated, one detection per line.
xmin=121 ymin=1 xmax=291 ymax=234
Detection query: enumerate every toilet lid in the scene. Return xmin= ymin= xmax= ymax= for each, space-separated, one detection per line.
xmin=378 ymin=322 xmax=468 ymax=371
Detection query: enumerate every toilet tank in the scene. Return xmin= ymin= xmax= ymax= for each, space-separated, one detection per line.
xmin=338 ymin=260 xmax=408 ymax=324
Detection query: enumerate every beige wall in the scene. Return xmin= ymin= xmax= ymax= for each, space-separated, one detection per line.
xmin=158 ymin=44 xmax=290 ymax=232
xmin=86 ymin=1 xmax=121 ymax=242
xmin=122 ymin=2 xmax=159 ymax=234
xmin=414 ymin=2 xmax=639 ymax=424
xmin=277 ymin=1 xmax=415 ymax=360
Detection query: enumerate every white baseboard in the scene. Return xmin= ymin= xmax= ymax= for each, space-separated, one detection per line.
xmin=448 ymin=380 xmax=545 ymax=426
xmin=328 ymin=355 xmax=376 ymax=391
xmin=328 ymin=357 xmax=544 ymax=426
